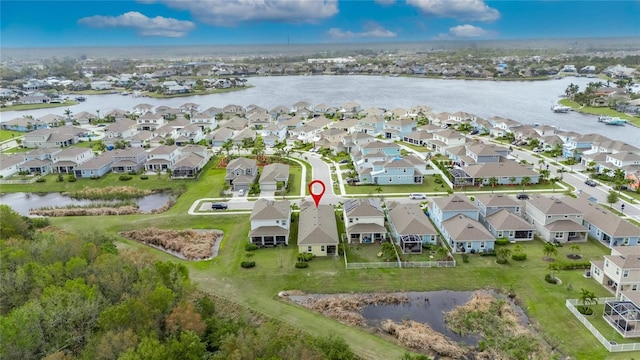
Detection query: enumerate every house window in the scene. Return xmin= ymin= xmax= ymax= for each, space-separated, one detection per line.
xmin=547 ymin=215 xmax=552 ymax=219
xmin=605 ymin=260 xmax=609 ymax=267
xmin=616 ymin=268 xmax=620 ymax=275
xmin=634 ymin=284 xmax=638 ymax=291
xmin=467 ymin=242 xmax=472 ymax=248
xmin=624 ymin=238 xmax=630 ymax=245
xmin=497 ymin=231 xmax=503 ymax=237
xmin=624 ymin=270 xmax=630 ymax=278
xmin=480 ymin=242 xmax=485 ymax=248
xmin=349 ymin=218 xmax=353 ymax=223
xmin=308 ymin=246 xmax=312 ymax=252
xmin=275 ymin=220 xmax=279 ymax=224
xmin=282 ymin=220 xmax=287 ymax=226
xmin=594 ymin=268 xmax=600 ymax=276
xmin=596 ymin=229 xmax=600 ymax=236
xmin=321 ymin=246 xmax=325 ymax=252
xmin=509 ymin=231 xmax=514 ymax=237
xmin=555 ymin=232 xmax=563 ymax=239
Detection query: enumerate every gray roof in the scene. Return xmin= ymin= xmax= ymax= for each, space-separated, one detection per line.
xmin=344 ymin=198 xmax=384 ymax=217
xmin=463 ymin=162 xmax=539 ymax=178
xmin=250 ymin=199 xmax=290 ymax=221
xmin=485 ymin=209 xmax=533 ymax=231
xmin=564 ymin=196 xmax=640 ymax=237
xmin=442 ymin=214 xmax=494 ymax=241
xmin=0 ymin=153 xmax=25 ymax=168
xmin=545 ymin=220 xmax=586 ymax=232
xmin=259 ymin=163 xmax=290 ymax=184
xmin=526 ymin=195 xmax=581 ymax=215
xmin=388 ymin=203 xmax=437 ymax=235
xmin=74 ymin=153 xmax=114 ymax=170
xmin=298 ymin=202 xmax=339 ymax=245
xmin=433 ymin=194 xmax=476 ymax=212
xmin=227 ymin=157 xmax=256 ymax=170
xmin=250 ymin=226 xmax=289 ymax=237
xmin=474 ymin=194 xmax=519 ymax=208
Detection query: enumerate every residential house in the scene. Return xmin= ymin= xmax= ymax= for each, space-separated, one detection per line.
xmin=442 ymin=214 xmax=495 ymax=254
xmin=136 ymin=112 xmax=166 ymax=131
xmin=225 ymin=157 xmax=257 ymax=191
xmin=260 ymin=123 xmax=287 ymax=146
xmin=248 ymin=113 xmax=272 ymax=129
xmin=1 ymin=117 xmax=48 ymax=132
xmin=223 ymin=116 xmax=248 ymax=131
xmin=231 ymin=128 xmax=257 ymax=146
xmin=425 ymin=129 xmax=467 ymax=154
xmin=474 ymin=194 xmax=521 ymax=221
xmin=383 ymin=118 xmax=417 ymax=140
xmin=297 ymin=201 xmax=339 ymax=256
xmin=403 ymin=130 xmax=433 ymax=146
xmin=190 ymin=113 xmax=218 ymax=131
xmin=209 ymin=127 xmax=235 ymax=147
xmin=249 ymin=199 xmax=291 ymax=246
xmin=0 ymin=153 xmax=25 ymax=178
xmin=104 ymin=119 xmax=137 ymax=139
xmin=523 ymin=195 xmax=586 ymax=243
xmin=20 ymin=148 xmax=60 ymax=174
xmin=223 ymin=104 xmax=245 ymax=116
xmin=343 ymin=198 xmax=387 ymax=243
xmin=429 ymin=194 xmax=479 ymax=232
xmin=363 ymin=157 xmax=424 ymax=185
xmin=387 ymin=202 xmax=438 ymax=254
xmin=591 ymin=246 xmax=640 ymax=299
xmin=110 ymin=148 xmax=147 ymax=173
xmin=171 ymin=152 xmax=207 ymax=178
xmin=565 ymin=195 xmax=640 ymax=248
xmin=51 ymin=147 xmax=93 ymax=173
xmin=484 ymin=209 xmax=534 ymax=241
xmin=457 ymin=161 xmax=540 ymax=187
xmin=259 ymin=163 xmax=289 ymax=191
xmin=73 ymin=152 xmax=114 ymax=178
xmin=174 ymin=124 xmax=204 ymax=146
xmin=356 ymin=116 xmax=385 ymax=136
xmin=22 ymin=127 xmax=84 ymax=148
xmin=145 ymin=145 xmax=180 ymax=172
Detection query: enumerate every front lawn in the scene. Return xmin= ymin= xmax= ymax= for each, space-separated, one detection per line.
xmin=0 ymin=130 xmax=23 ymax=142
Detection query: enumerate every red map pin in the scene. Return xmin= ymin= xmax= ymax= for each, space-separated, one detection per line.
xmin=308 ymin=180 xmax=326 ymax=208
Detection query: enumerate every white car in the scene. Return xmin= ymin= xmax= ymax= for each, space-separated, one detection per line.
xmin=238 ymin=189 xmax=246 ymax=196
xmin=409 ymin=193 xmax=427 ymax=200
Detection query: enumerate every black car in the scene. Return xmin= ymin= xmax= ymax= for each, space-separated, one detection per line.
xmin=584 ymin=179 xmax=597 ymax=187
xmin=338 ymin=159 xmax=349 ymax=164
xmin=516 ymin=193 xmax=529 ymax=200
xmin=211 ymin=203 xmax=228 ymax=210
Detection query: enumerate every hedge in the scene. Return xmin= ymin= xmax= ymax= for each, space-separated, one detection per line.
xmin=511 ymin=253 xmax=527 ymax=261
xmin=245 ymin=243 xmax=259 ymax=251
xmin=295 ymin=262 xmax=309 ymax=269
xmin=240 ymin=261 xmax=256 ymax=268
xmin=495 ymin=238 xmax=510 ymax=246
xmin=119 ymin=175 xmax=133 ymax=181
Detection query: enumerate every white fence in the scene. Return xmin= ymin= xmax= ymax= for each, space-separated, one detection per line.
xmin=0 ymin=176 xmax=41 ymax=184
xmin=345 ymin=262 xmax=400 ymax=270
xmin=566 ymin=298 xmax=640 ymax=352
xmin=401 ymin=260 xmax=456 ymax=268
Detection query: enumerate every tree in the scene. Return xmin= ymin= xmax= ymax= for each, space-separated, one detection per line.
xmin=475 ymin=177 xmax=484 ymax=187
xmin=436 ymin=246 xmax=449 ymax=261
xmin=251 ymin=135 xmax=266 ymax=160
xmin=241 ymin=137 xmax=254 ymax=154
xmin=570 ymin=244 xmax=580 ymax=256
xmin=578 ymin=288 xmax=598 ymax=315
xmin=520 ymin=176 xmax=531 ymax=193
xmin=64 ymin=108 xmax=72 ymax=122
xmin=273 ymin=139 xmax=287 ymax=157
xmin=539 ymin=169 xmax=550 ymax=182
xmin=488 ymin=177 xmax=498 ymax=193
xmin=550 ymin=176 xmax=561 ymax=192
xmin=496 ymin=247 xmax=511 ymax=264
xmin=543 ymin=242 xmax=558 ymax=260
xmin=221 ymin=139 xmax=233 ymax=158
xmin=607 ymin=190 xmax=618 ymax=205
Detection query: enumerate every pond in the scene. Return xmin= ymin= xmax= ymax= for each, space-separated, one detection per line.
xmin=0 ymin=191 xmax=172 ymax=216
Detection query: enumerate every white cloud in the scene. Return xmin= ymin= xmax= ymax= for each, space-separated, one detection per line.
xmin=327 ymin=22 xmax=396 ymax=39
xmin=407 ymin=0 xmax=500 ymax=22
xmin=449 ymin=24 xmax=489 ymax=37
xmin=78 ymin=11 xmax=195 ymax=37
xmin=143 ymin=0 xmax=339 ymax=26
xmin=434 ymin=24 xmax=495 ymax=39
xmin=374 ymin=0 xmax=396 ymax=5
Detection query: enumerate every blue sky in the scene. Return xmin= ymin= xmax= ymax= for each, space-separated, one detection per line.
xmin=1 ymin=1 xmax=639 ymax=47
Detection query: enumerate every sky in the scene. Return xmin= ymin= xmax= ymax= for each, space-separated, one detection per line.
xmin=1 ymin=0 xmax=639 ymax=47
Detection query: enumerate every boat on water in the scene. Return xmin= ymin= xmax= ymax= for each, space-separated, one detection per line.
xmin=551 ymin=104 xmax=571 ymax=113
xmin=121 ymin=91 xmax=130 ymax=96
xmin=597 ymin=116 xmax=626 ymax=126
xmin=74 ymin=96 xmax=87 ymax=102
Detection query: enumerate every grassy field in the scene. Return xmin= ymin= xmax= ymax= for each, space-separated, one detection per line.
xmin=0 ymin=130 xmax=23 ymax=142
xmin=145 ymin=86 xmax=253 ymax=99
xmin=0 ymin=101 xmax=78 ymax=112
xmin=1 ymin=147 xmax=30 ymax=154
xmin=559 ymin=99 xmax=640 ymax=127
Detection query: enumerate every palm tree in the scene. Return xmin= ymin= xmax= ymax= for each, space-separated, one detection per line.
xmin=488 ymin=177 xmax=499 ymax=193
xmin=436 ymin=246 xmax=449 ymax=261
xmin=543 ymin=242 xmax=558 ymax=260
xmin=538 ymin=158 xmax=545 ymax=170
xmin=556 ymin=168 xmax=566 ymax=180
xmin=496 ymin=247 xmax=511 ymax=264
xmin=64 ymin=108 xmax=72 ymax=123
xmin=381 ymin=242 xmax=397 ymax=262
xmin=221 ymin=139 xmax=233 ymax=158
xmin=570 ymin=244 xmax=580 ymax=257
xmin=251 ymin=135 xmax=266 ymax=161
xmin=520 ymin=176 xmax=531 ymax=193
xmin=474 ymin=177 xmax=484 ymax=187
xmin=509 ymin=176 xmax=516 ymax=186
xmin=579 ymin=288 xmax=598 ymax=315
xmin=539 ymin=169 xmax=550 ymax=182
xmin=550 ymin=177 xmax=561 ymax=192
xmin=273 ymin=139 xmax=287 ymax=157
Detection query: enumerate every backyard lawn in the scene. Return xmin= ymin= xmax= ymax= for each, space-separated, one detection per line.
xmin=345 ymin=174 xmax=451 ymax=195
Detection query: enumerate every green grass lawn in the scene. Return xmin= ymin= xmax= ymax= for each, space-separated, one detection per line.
xmin=1 ymin=147 xmax=30 ymax=154
xmin=145 ymin=86 xmax=253 ymax=98
xmin=0 ymin=101 xmax=78 ymax=112
xmin=396 ymin=141 xmax=431 ymax=153
xmin=0 ymin=130 xmax=24 ymax=142
xmin=585 ymin=304 xmax=640 ymax=345
xmin=559 ymin=99 xmax=640 ymax=127
xmin=345 ymin=175 xmax=451 ymax=195
xmin=284 ymin=165 xmax=302 ymax=197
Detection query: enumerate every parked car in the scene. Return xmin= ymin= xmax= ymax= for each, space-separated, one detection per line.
xmin=238 ymin=189 xmax=246 ymax=196
xmin=409 ymin=193 xmax=427 ymax=200
xmin=469 ymin=129 xmax=479 ymax=135
xmin=516 ymin=193 xmax=529 ymax=200
xmin=339 ymin=159 xmax=349 ymax=164
xmin=211 ymin=203 xmax=228 ymax=210
xmin=532 ymin=148 xmax=543 ymax=153
xmin=585 ymin=179 xmax=597 ymax=187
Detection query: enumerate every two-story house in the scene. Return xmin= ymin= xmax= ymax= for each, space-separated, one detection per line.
xmin=20 ymin=148 xmax=60 ymax=174
xmin=110 ymin=148 xmax=147 ymax=173
xmin=343 ymin=198 xmax=387 ymax=243
xmin=51 ymin=147 xmax=93 ymax=173
xmin=523 ymin=195 xmax=586 ymax=243
xmin=474 ymin=194 xmax=521 ymax=221
xmin=366 ymin=157 xmax=424 ymax=185
xmin=225 ymin=157 xmax=257 ymax=191
xmin=136 ymin=112 xmax=166 ymax=131
xmin=383 ymin=118 xmax=417 ymax=140
xmin=104 ymin=119 xmax=137 ymax=139
xmin=190 ymin=112 xmax=218 ymax=131
xmin=249 ymin=199 xmax=291 ymax=247
xmin=429 ymin=194 xmax=479 ymax=231
xmin=591 ymin=246 xmax=640 ymax=298
xmin=297 ymin=201 xmax=339 ymax=257
xmin=355 ymin=116 xmax=385 ymax=136
xmin=484 ymin=209 xmax=534 ymax=242
xmin=387 ymin=202 xmax=438 ymax=254
xmin=565 ymin=195 xmax=640 ymax=248
xmin=425 ymin=129 xmax=467 ymax=154
xmin=145 ymin=145 xmax=180 ymax=172
xmin=0 ymin=153 xmax=25 ymax=178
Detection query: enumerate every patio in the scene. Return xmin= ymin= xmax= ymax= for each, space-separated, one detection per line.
xmin=604 ymin=301 xmax=640 ymax=338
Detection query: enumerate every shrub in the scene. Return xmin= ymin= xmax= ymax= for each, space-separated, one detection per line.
xmin=245 ymin=243 xmax=259 ymax=251
xmin=297 ymin=252 xmax=313 ymax=261
xmin=119 ymin=175 xmax=133 ymax=181
xmin=128 ymin=170 xmax=137 ymax=175
xmin=545 ymin=274 xmax=558 ymax=284
xmin=295 ymin=262 xmax=309 ymax=269
xmin=556 ymin=261 xmax=590 ymax=270
xmin=495 ymin=238 xmax=510 ymax=246
xmin=36 ymin=177 xmax=46 ymax=183
xmin=140 ymin=175 xmax=148 ymax=180
xmin=90 ymin=175 xmax=100 ymax=180
xmin=29 ymin=217 xmax=50 ymax=228
xmin=479 ymin=251 xmax=496 ymax=257
xmin=434 ymin=177 xmax=443 ymax=184
xmin=240 ymin=261 xmax=256 ymax=268
xmin=67 ymin=176 xmax=76 ymax=182
xmin=496 ymin=258 xmax=508 ymax=264
xmin=461 ymin=254 xmax=469 ymax=263
xmin=511 ymin=253 xmax=527 ymax=261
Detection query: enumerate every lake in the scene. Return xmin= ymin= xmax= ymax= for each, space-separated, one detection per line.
xmin=1 ymin=75 xmax=637 ymax=146
xmin=0 ymin=192 xmax=172 ymax=216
